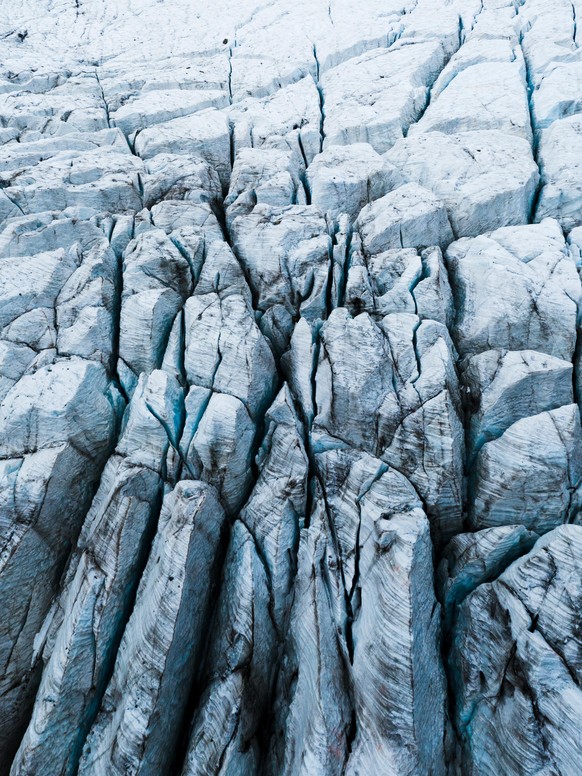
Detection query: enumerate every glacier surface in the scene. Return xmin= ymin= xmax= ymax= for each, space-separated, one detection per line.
xmin=0 ymin=0 xmax=581 ymax=773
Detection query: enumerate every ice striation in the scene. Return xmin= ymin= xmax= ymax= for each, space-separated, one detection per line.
xmin=78 ymin=481 xmax=227 ymax=776
xmin=9 ymin=370 xmax=183 ymax=776
xmin=449 ymin=526 xmax=582 ymax=775
xmin=0 ymin=0 xmax=582 ymax=774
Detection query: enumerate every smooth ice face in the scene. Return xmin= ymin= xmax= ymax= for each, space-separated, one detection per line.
xmin=1 ymin=0 xmax=582 ymax=775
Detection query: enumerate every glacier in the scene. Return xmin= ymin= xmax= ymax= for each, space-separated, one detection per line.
xmin=0 ymin=0 xmax=581 ymax=774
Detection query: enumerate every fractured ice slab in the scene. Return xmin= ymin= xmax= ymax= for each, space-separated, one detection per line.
xmin=79 ymin=481 xmax=226 ymax=776
xmin=356 ymin=183 xmax=454 ymax=253
xmin=345 ymin=243 xmax=454 ymax=326
xmin=225 ymin=147 xmax=305 ymax=226
xmin=182 ymin=519 xmax=274 ymax=775
xmin=346 ymin=510 xmax=446 ymax=776
xmin=385 ymin=129 xmax=539 ymax=236
xmin=231 ymin=203 xmax=331 ymax=322
xmin=535 ymin=115 xmax=582 ymax=231
xmin=313 ymin=308 xmax=464 ymax=540
xmin=321 ymin=41 xmax=447 ymax=153
xmin=462 ymin=349 xmax=574 ymax=457
xmin=446 ymin=219 xmax=580 ymax=360
xmin=306 ymin=143 xmax=391 ymax=222
xmin=413 ymin=61 xmax=531 ymax=140
xmin=10 ymin=370 xmax=183 ymax=776
xmin=0 ymin=360 xmax=122 ymax=761
xmin=469 ymin=404 xmax=582 ymax=533
xmin=134 ymin=108 xmax=231 ymax=188
xmin=451 ymin=525 xmax=582 ymax=775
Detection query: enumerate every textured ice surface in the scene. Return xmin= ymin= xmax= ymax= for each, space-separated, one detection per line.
xmin=1 ymin=0 xmax=581 ymax=774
